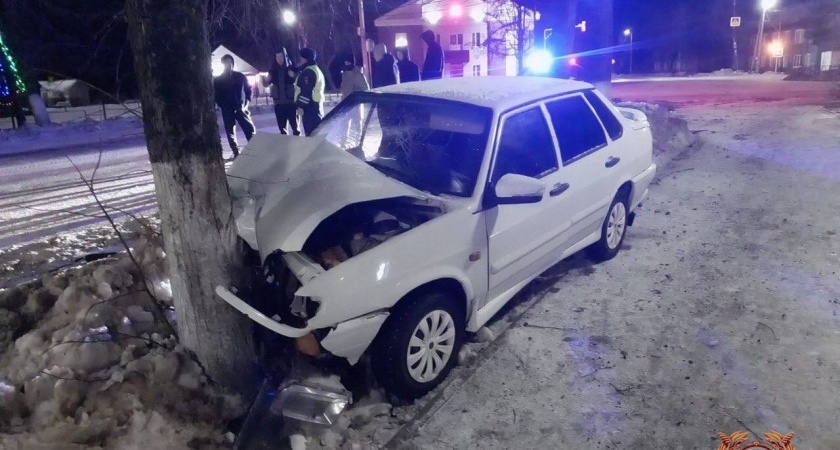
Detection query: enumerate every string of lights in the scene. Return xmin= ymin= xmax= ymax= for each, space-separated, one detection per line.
xmin=0 ymin=26 xmax=27 ymax=103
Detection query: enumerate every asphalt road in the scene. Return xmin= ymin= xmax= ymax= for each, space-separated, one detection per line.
xmin=0 ymin=77 xmax=835 ymax=285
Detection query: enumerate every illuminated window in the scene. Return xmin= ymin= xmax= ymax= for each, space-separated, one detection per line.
xmin=395 ymin=33 xmax=408 ymax=48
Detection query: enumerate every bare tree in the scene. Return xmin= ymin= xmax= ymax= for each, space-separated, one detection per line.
xmin=124 ymin=0 xmax=258 ymax=396
xmin=485 ymin=0 xmax=535 ymax=74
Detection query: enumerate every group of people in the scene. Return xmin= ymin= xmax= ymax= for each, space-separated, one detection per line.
xmin=213 ymin=47 xmax=325 ymax=158
xmin=369 ymin=30 xmax=444 ymax=88
xmin=212 ymin=29 xmax=445 ymax=158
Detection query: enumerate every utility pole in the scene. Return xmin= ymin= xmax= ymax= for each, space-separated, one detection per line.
xmin=358 ymin=0 xmax=371 ymax=80
xmin=732 ymin=0 xmax=739 ymax=70
xmin=752 ymin=0 xmax=777 ymax=72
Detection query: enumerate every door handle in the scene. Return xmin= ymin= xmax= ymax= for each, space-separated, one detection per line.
xmin=549 ymin=182 xmax=570 ymax=197
xmin=605 ymin=157 xmax=621 ymax=168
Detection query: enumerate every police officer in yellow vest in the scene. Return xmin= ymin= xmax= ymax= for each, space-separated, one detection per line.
xmin=294 ymin=48 xmax=326 ymax=135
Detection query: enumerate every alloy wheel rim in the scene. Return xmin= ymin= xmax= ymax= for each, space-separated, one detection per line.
xmin=406 ymin=310 xmax=456 ymax=383
xmin=606 ymin=202 xmax=627 ymax=249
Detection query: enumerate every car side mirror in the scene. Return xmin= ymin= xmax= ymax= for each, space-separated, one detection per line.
xmin=493 ymin=173 xmax=545 ymax=205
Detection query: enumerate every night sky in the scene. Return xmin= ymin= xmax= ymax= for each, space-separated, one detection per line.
xmin=0 ymin=0 xmax=820 ymax=96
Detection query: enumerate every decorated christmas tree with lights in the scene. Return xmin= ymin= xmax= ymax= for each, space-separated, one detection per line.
xmin=0 ymin=26 xmax=26 ymax=108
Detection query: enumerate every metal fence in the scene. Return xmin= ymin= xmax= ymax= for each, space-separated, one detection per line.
xmin=1 ymin=101 xmax=143 ymax=130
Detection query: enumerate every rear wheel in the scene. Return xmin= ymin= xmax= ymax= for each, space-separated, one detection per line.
xmin=372 ymin=290 xmax=464 ymax=400
xmin=587 ymin=191 xmax=630 ymax=262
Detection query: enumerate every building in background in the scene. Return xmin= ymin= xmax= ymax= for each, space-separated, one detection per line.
xmin=38 ymin=79 xmax=91 ymax=107
xmin=758 ymin=1 xmax=840 ymax=76
xmin=375 ymin=0 xmax=534 ymax=78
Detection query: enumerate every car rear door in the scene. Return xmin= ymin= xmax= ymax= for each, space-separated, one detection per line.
xmin=483 ymin=105 xmax=576 ymax=303
xmin=543 ymin=93 xmax=615 ymax=244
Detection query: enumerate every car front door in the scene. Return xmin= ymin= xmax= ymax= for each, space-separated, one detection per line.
xmin=483 ymin=105 xmax=576 ymax=305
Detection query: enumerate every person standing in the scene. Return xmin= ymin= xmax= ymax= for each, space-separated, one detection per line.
xmin=294 ymin=48 xmax=325 ymax=135
xmin=395 ymin=48 xmax=420 ymax=83
xmin=213 ymin=54 xmax=255 ymax=157
xmin=421 ymin=30 xmax=444 ymax=80
xmin=262 ymin=47 xmax=299 ymax=135
xmin=340 ymin=55 xmax=370 ymax=100
xmin=372 ymin=43 xmax=399 ymax=88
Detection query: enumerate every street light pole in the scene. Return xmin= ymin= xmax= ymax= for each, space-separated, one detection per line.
xmin=624 ymin=29 xmax=633 ymax=74
xmin=751 ymin=0 xmax=777 ymax=72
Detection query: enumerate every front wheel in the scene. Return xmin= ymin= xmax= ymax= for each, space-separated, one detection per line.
xmin=587 ymin=192 xmax=629 ymax=262
xmin=371 ymin=290 xmax=464 ymax=400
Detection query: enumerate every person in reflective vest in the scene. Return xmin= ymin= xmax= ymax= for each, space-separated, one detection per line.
xmin=294 ymin=48 xmax=325 ymax=135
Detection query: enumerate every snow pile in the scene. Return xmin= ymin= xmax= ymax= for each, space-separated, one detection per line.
xmin=617 ymin=101 xmax=696 ymax=159
xmin=0 ymin=116 xmax=144 ymax=157
xmin=0 ymin=227 xmax=244 ymax=449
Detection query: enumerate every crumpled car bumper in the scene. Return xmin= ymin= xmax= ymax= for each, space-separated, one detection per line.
xmin=215 ymin=285 xmax=389 ymax=364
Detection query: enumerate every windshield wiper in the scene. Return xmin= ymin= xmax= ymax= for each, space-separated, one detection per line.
xmin=367 ymin=160 xmax=410 ymax=181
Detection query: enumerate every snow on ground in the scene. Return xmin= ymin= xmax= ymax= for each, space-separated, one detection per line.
xmin=0 ymin=96 xmax=696 ymax=450
xmin=393 ymin=92 xmax=840 ymax=448
xmin=0 ymin=226 xmax=244 ymax=449
xmin=265 ymin=100 xmax=700 ymax=450
xmin=0 ymin=117 xmax=146 ymax=157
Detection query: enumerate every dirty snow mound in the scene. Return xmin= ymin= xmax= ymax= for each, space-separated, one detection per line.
xmin=618 ymin=101 xmax=696 ymax=159
xmin=0 ymin=227 xmax=243 ymax=448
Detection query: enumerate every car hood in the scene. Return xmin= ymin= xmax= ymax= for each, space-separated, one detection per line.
xmin=227 ymin=133 xmax=431 ymax=254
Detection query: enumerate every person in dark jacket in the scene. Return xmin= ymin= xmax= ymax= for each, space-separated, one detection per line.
xmin=421 ymin=30 xmax=444 ymax=80
xmin=371 ymin=43 xmax=399 ymax=88
xmin=262 ymin=47 xmax=299 ymax=135
xmin=213 ymin=54 xmax=255 ymax=157
xmin=328 ymin=45 xmax=353 ymax=90
xmin=294 ymin=48 xmax=326 ymax=135
xmin=395 ymin=47 xmax=420 ymax=83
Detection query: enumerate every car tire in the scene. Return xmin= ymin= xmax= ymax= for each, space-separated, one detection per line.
xmin=372 ymin=290 xmax=465 ymax=400
xmin=587 ymin=189 xmax=630 ymax=262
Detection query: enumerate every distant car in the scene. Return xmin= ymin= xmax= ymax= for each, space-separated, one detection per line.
xmin=217 ymin=77 xmax=656 ymax=399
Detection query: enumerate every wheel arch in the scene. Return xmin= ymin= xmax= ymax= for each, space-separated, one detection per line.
xmin=391 ymin=278 xmax=469 ymax=321
xmin=618 ymin=180 xmax=633 ymax=204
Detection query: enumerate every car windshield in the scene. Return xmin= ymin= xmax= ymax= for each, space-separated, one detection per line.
xmin=313 ymin=95 xmax=492 ymax=197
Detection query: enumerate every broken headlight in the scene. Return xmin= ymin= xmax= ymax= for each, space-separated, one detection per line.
xmin=289 ymin=295 xmax=320 ymax=321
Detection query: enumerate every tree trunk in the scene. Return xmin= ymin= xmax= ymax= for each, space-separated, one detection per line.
xmin=125 ymin=0 xmax=259 ymax=396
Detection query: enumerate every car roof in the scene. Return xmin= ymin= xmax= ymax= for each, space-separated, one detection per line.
xmin=372 ymin=76 xmax=594 ymax=111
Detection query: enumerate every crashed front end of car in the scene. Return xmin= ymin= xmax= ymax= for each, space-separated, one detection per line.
xmin=218 ymin=132 xmax=451 ymax=365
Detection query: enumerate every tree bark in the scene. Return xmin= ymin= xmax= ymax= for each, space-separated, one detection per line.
xmin=125 ymin=0 xmax=259 ymax=396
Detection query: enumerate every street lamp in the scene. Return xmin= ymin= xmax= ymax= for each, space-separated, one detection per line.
xmin=768 ymin=40 xmax=784 ymax=72
xmin=624 ymin=29 xmax=634 ymax=74
xmin=281 ymin=9 xmax=296 ymax=26
xmin=752 ymin=0 xmax=778 ymax=71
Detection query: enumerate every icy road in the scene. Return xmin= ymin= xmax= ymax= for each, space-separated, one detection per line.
xmin=0 ymin=109 xmax=280 ymax=286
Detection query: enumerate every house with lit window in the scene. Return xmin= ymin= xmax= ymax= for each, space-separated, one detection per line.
xmin=758 ymin=1 xmax=840 ymax=76
xmin=374 ymin=0 xmax=534 ymax=78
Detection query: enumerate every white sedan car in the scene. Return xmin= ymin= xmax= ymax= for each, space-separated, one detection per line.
xmin=218 ymin=77 xmax=656 ymax=399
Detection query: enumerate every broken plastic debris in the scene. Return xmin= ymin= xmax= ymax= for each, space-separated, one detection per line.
xmin=271 ymin=380 xmax=351 ymax=426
